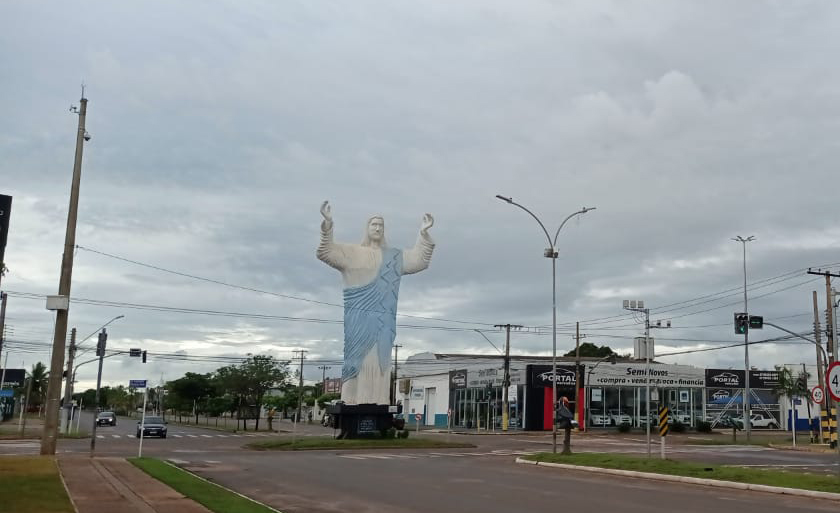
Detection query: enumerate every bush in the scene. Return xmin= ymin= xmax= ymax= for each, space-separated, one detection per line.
xmin=617 ymin=423 xmax=631 ymax=433
xmin=384 ymin=427 xmax=397 ymax=439
xmin=671 ymin=420 xmax=686 ymax=433
xmin=695 ymin=421 xmax=712 ymax=433
xmin=398 ymin=429 xmax=410 ymax=439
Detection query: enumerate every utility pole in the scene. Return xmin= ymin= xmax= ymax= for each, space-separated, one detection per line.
xmin=575 ymin=321 xmax=584 ymax=431
xmin=0 ymin=292 xmax=7 ymax=371
xmin=494 ymin=324 xmax=522 ymax=432
xmin=294 ymin=350 xmax=307 ymax=423
xmin=812 ymin=292 xmax=826 ymax=394
xmin=43 ymin=91 xmax=89 ymax=456
xmin=318 ymin=365 xmax=331 ymax=397
xmin=391 ymin=344 xmax=402 ymax=405
xmin=89 ymin=329 xmax=107 ymax=457
xmin=808 ymin=268 xmax=840 ymax=449
xmin=61 ymin=328 xmax=76 ymax=434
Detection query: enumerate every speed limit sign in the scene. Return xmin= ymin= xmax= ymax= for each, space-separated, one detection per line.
xmin=811 ymin=386 xmax=825 ymax=404
xmin=827 ymin=362 xmax=840 ymax=402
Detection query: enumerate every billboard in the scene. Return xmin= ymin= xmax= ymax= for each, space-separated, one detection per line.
xmin=0 ymin=369 xmax=25 ymax=388
xmin=705 ymin=369 xmax=745 ymax=388
xmin=528 ymin=365 xmax=585 ymax=389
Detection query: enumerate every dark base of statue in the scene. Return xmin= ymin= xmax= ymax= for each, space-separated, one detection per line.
xmin=325 ymin=403 xmax=405 ymax=439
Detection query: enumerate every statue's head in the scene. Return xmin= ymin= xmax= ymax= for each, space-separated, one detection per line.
xmin=361 ymin=215 xmax=386 ymax=247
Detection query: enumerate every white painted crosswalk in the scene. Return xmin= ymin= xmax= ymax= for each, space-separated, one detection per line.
xmin=89 ymin=431 xmax=294 ymax=439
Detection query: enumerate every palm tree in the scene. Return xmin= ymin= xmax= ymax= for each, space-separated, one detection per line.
xmin=773 ymin=366 xmax=810 ymax=443
xmin=27 ymin=362 xmax=49 ymax=408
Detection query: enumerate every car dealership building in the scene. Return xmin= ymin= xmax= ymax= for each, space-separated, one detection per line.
xmin=396 ymin=350 xmax=806 ymax=432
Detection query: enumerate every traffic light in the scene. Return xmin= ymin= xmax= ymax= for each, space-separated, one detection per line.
xmin=748 ymin=316 xmax=763 ymax=329
xmin=95 ymin=330 xmax=107 ymax=356
xmin=734 ymin=313 xmax=749 ymax=335
xmin=142 ymin=351 xmax=147 ymax=363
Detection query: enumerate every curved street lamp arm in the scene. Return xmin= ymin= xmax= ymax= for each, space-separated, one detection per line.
xmin=764 ymin=322 xmax=827 ymax=362
xmin=495 ymin=195 xmax=552 ymax=248
xmin=552 ymin=207 xmax=596 ymax=247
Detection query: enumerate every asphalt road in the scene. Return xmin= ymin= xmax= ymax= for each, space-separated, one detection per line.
xmin=3 ymin=416 xmax=840 ymax=512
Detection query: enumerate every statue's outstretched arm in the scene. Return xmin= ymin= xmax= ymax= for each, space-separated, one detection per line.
xmin=316 ymin=201 xmax=351 ymax=271
xmin=403 ymin=213 xmax=435 ymax=275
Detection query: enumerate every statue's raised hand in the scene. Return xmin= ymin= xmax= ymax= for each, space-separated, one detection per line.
xmin=420 ymin=213 xmax=434 ymax=234
xmin=320 ymin=201 xmax=333 ymax=229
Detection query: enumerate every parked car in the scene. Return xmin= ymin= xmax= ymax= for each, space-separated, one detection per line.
xmin=749 ymin=414 xmax=780 ymax=429
xmin=668 ymin=412 xmax=691 ymax=424
xmin=710 ymin=413 xmax=743 ymax=430
xmin=589 ymin=413 xmax=611 ymax=427
xmin=96 ymin=411 xmax=117 ymax=426
xmin=608 ymin=409 xmax=632 ymax=425
xmin=136 ymin=416 xmax=167 ymax=438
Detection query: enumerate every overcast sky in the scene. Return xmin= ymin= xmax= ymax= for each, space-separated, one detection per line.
xmin=2 ymin=1 xmax=839 ymax=392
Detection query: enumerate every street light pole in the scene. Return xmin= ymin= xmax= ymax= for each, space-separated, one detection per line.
xmin=733 ymin=235 xmax=755 ymax=443
xmin=496 ymin=195 xmax=595 ymax=453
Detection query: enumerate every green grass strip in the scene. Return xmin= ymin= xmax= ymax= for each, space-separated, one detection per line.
xmin=523 ymin=452 xmax=840 ymax=493
xmin=129 ymin=457 xmax=278 ymax=513
xmin=0 ymin=456 xmax=75 ymax=513
xmin=247 ymin=436 xmax=475 ymax=451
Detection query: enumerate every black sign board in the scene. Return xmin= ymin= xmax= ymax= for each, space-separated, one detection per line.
xmin=528 ymin=365 xmax=584 ymax=389
xmin=0 ymin=194 xmax=11 ymax=265
xmin=449 ymin=369 xmax=467 ymax=390
xmin=0 ymin=369 xmax=25 ymax=388
xmin=749 ymin=370 xmax=781 ymax=389
xmin=704 ymin=369 xmax=745 ymax=388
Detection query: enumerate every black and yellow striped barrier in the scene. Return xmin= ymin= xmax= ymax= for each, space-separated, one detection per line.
xmin=820 ymin=408 xmax=837 ymax=446
xmin=659 ymin=406 xmax=669 ymax=437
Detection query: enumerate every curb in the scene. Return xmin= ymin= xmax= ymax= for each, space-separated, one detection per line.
xmin=162 ymin=459 xmax=284 ymax=513
xmin=55 ymin=458 xmax=80 ymax=513
xmin=514 ymin=458 xmax=840 ymax=502
xmin=768 ymin=443 xmax=835 ymax=454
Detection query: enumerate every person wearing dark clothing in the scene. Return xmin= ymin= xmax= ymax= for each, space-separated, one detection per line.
xmin=557 ymin=396 xmax=574 ymax=454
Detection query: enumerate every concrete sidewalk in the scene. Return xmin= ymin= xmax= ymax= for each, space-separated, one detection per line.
xmin=59 ymin=457 xmax=212 ymax=513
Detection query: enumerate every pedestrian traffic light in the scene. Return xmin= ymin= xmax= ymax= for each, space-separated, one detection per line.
xmin=734 ymin=313 xmax=749 ymax=335
xmin=142 ymin=350 xmax=147 ymax=363
xmin=748 ymin=315 xmax=763 ymax=329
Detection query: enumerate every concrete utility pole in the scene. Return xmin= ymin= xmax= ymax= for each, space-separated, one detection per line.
xmin=0 ymin=292 xmax=7 ymax=369
xmin=813 ymin=292 xmax=826 ymax=394
xmin=495 ymin=324 xmax=522 ymax=431
xmin=575 ymin=322 xmax=583 ymax=431
xmin=391 ymin=344 xmax=401 ymax=405
xmin=43 ymin=92 xmax=89 ymax=456
xmin=294 ymin=350 xmax=307 ymax=423
xmin=89 ymin=329 xmax=107 ymax=457
xmin=61 ymin=328 xmax=76 ymax=434
xmin=318 ymin=365 xmax=331 ymax=397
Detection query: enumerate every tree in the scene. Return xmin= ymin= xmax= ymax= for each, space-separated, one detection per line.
xmin=27 ymin=362 xmax=49 ymax=408
xmin=316 ymin=393 xmax=340 ymax=409
xmin=773 ymin=366 xmax=811 ymax=429
xmin=564 ymin=343 xmax=617 ymax=358
xmin=238 ymin=355 xmax=289 ymax=430
xmin=168 ymin=373 xmax=214 ymax=423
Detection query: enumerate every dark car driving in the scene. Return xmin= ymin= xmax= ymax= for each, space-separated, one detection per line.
xmin=136 ymin=416 xmax=168 ymax=438
xmin=96 ymin=411 xmax=117 ymax=426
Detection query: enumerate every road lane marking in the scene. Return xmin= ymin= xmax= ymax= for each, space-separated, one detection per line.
xmin=97 ymin=435 xmax=104 ymax=439
xmin=201 ymin=435 xmax=213 ymax=438
xmin=187 ymin=435 xmax=198 ymax=438
xmin=111 ymin=435 xmax=120 ymax=438
xmin=172 ymin=434 xmax=183 ymax=438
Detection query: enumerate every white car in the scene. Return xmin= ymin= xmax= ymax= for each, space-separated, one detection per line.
xmin=608 ymin=409 xmax=632 ymax=425
xmin=668 ymin=412 xmax=691 ymax=424
xmin=749 ymin=414 xmax=780 ymax=429
xmin=589 ymin=413 xmax=611 ymax=427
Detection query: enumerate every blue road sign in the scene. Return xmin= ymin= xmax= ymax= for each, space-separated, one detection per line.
xmin=129 ymin=379 xmax=147 ymax=389
xmin=0 ymin=389 xmax=13 ymax=397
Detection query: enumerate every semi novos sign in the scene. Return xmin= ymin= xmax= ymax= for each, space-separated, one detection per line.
xmin=528 ymin=365 xmax=585 ymax=388
xmin=0 ymin=194 xmax=11 ymax=265
xmin=704 ymin=369 xmax=745 ymax=388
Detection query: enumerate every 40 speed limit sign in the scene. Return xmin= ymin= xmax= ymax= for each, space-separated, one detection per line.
xmin=828 ymin=362 xmax=840 ymax=402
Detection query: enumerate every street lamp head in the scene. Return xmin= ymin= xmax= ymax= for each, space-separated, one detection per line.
xmin=581 ymin=207 xmax=596 ymax=213
xmin=495 ymin=195 xmax=513 ymax=204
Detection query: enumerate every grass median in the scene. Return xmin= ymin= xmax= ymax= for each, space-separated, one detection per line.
xmin=523 ymin=452 xmax=840 ymax=494
xmin=0 ymin=456 xmax=75 ymax=513
xmin=130 ymin=458 xmax=277 ymax=513
xmin=247 ymin=436 xmax=475 ymax=451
